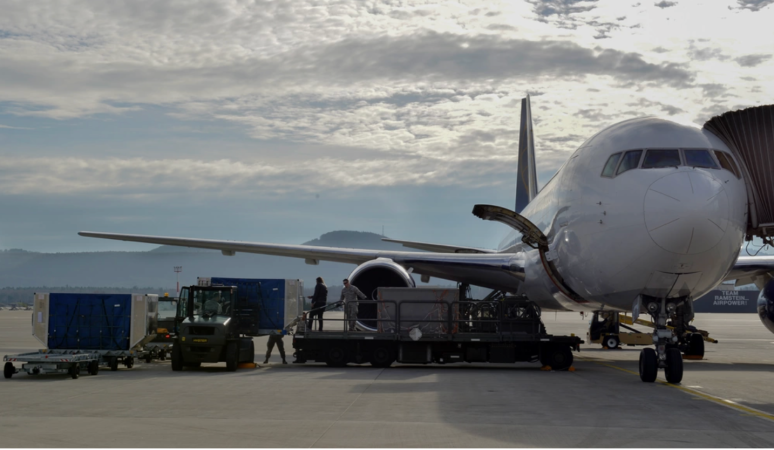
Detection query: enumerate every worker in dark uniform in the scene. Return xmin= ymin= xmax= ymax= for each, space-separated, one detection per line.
xmin=264 ymin=334 xmax=287 ymax=364
xmin=307 ymin=277 xmax=328 ymax=331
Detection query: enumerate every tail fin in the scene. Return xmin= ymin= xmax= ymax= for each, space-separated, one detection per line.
xmin=515 ymin=95 xmax=538 ymax=213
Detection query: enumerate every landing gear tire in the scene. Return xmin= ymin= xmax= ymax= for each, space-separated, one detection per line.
xmin=326 ymin=346 xmax=348 ymax=367
xmin=370 ymin=346 xmax=394 ymax=368
xmin=685 ymin=333 xmax=705 ymax=358
xmin=4 ymin=362 xmax=14 ymax=379
xmin=604 ymin=335 xmax=620 ymax=349
xmin=69 ymin=364 xmax=80 ymax=379
xmin=639 ymin=348 xmax=658 ymax=383
xmin=88 ymin=360 xmax=99 ymax=376
xmin=226 ymin=342 xmax=238 ymax=372
xmin=541 ymin=345 xmax=573 ymax=370
xmin=171 ymin=345 xmax=183 ymax=371
xmin=664 ymin=348 xmax=683 ymax=384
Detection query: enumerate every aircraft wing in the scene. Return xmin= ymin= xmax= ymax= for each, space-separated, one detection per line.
xmin=380 ymin=238 xmax=494 ymax=254
xmin=78 ymin=231 xmax=521 ymax=290
xmin=725 ymin=255 xmax=774 ymax=287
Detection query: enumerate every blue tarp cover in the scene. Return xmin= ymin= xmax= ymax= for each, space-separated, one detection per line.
xmin=48 ymin=293 xmax=132 ymax=350
xmin=210 ymin=278 xmax=285 ymax=330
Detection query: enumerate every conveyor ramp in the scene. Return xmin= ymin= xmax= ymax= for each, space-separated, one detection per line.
xmin=704 ymin=104 xmax=774 ymax=236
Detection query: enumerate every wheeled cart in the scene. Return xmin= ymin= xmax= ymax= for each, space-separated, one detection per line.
xmin=4 ymin=350 xmax=101 ymax=379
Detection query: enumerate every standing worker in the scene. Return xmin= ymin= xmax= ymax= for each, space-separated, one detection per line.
xmin=264 ymin=334 xmax=287 ymax=364
xmin=339 ymin=278 xmax=366 ymax=331
xmin=307 ymin=277 xmax=328 ymax=331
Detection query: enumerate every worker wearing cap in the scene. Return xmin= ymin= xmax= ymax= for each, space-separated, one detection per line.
xmin=339 ymin=279 xmax=366 ymax=331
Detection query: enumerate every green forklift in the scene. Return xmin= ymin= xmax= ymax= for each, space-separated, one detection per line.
xmin=171 ymin=284 xmax=258 ymax=371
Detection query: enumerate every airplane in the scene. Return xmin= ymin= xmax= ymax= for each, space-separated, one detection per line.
xmin=80 ymin=96 xmax=774 ymax=384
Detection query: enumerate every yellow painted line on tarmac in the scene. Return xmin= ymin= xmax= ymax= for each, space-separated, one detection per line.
xmin=576 ymin=356 xmax=774 ymax=423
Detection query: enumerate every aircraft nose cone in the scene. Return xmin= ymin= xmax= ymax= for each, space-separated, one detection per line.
xmin=644 ymin=171 xmax=728 ymax=255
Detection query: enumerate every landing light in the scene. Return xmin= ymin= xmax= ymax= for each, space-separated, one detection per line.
xmin=666 ymin=302 xmax=677 ymax=313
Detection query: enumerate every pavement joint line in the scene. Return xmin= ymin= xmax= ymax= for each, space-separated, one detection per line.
xmin=576 ymin=356 xmax=774 ymax=423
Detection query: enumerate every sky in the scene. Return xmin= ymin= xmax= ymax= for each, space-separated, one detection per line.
xmin=0 ymin=0 xmax=773 ymax=253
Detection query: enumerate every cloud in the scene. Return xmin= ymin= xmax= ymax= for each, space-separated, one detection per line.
xmin=0 ymin=124 xmax=32 ymax=130
xmin=654 ymin=1 xmax=677 ymax=8
xmin=735 ymin=0 xmax=774 ymax=11
xmin=527 ymin=0 xmax=599 ymax=17
xmin=735 ymin=54 xmax=771 ymax=67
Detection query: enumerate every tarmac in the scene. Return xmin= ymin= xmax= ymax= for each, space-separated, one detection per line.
xmin=2 ymin=309 xmax=774 ymax=447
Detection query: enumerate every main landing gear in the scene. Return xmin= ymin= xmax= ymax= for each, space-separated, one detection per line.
xmin=638 ymin=296 xmax=692 ymax=384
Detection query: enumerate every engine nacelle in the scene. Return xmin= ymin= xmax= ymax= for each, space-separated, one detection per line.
xmin=758 ymin=280 xmax=774 ymax=334
xmin=347 ymin=258 xmax=416 ymax=331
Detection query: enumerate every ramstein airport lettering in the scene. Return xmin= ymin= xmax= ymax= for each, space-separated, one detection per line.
xmin=713 ymin=291 xmax=749 ymax=306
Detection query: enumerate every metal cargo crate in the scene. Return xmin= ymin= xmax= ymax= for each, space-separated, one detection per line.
xmin=33 ymin=293 xmax=158 ymax=351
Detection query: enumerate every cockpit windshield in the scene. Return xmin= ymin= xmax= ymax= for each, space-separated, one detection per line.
xmin=192 ymin=289 xmax=233 ymax=317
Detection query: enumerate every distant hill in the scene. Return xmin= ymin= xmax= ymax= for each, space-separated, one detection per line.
xmin=303 ymin=231 xmax=405 ymax=250
xmin=0 ymin=231 xmax=422 ymax=295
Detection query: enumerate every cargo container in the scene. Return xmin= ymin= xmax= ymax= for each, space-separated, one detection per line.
xmin=197 ymin=277 xmax=304 ymax=335
xmin=30 ymin=293 xmax=157 ymax=370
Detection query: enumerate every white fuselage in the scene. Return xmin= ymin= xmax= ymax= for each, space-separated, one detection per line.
xmin=499 ymin=117 xmax=748 ymax=312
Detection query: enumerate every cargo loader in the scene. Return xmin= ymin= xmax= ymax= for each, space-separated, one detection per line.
xmin=291 ymin=287 xmax=582 ymax=370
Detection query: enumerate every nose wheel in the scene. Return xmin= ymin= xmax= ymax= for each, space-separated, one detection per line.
xmin=638 ymin=296 xmax=689 ymax=383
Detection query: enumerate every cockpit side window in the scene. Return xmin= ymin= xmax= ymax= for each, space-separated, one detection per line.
xmin=714 ymin=150 xmax=741 ymax=178
xmin=601 ymin=152 xmax=622 ymax=178
xmin=642 ymin=149 xmax=681 ymax=168
xmin=616 ymin=150 xmax=642 ymax=175
xmin=683 ymin=149 xmax=719 ymax=169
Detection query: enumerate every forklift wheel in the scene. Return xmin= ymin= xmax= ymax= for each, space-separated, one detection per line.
xmin=226 ymin=342 xmax=238 ymax=372
xmin=171 ymin=346 xmax=183 ymax=371
xmin=4 ymin=362 xmax=14 ymax=379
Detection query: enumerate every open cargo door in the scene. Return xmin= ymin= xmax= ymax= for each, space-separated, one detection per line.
xmin=704 ymin=104 xmax=774 ymax=238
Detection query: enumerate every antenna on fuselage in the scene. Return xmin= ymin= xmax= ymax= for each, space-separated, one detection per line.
xmin=515 ymin=95 xmax=538 ymax=213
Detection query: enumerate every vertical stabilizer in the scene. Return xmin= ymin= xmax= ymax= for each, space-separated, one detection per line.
xmin=515 ymin=95 xmax=538 ymax=213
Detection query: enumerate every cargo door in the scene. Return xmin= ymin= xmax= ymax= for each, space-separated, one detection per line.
xmin=32 ymin=293 xmax=49 ymax=347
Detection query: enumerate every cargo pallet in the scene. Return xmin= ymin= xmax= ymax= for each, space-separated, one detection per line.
xmin=292 ymin=294 xmax=583 ymax=370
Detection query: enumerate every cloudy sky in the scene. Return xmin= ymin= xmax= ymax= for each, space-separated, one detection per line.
xmin=1 ymin=0 xmax=772 ymax=253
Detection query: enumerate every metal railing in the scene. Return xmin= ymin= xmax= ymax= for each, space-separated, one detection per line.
xmin=298 ymin=298 xmax=543 ymax=338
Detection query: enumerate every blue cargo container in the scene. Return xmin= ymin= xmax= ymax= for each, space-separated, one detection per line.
xmin=47 ymin=293 xmax=132 ymax=351
xmin=202 ymin=277 xmax=303 ymax=335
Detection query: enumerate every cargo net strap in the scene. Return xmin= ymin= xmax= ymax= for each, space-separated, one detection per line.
xmin=704 ymin=104 xmax=774 ymax=233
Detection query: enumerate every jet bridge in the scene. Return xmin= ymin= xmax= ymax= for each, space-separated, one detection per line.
xmin=704 ymin=104 xmax=774 ymax=240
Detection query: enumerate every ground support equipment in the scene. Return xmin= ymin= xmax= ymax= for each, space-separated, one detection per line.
xmin=4 ymin=350 xmax=101 ymax=379
xmin=292 ymin=297 xmax=582 ymax=370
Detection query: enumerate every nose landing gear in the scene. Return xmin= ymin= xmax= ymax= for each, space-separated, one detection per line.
xmin=638 ymin=296 xmax=687 ymax=384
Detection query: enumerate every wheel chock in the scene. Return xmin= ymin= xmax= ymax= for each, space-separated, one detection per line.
xmin=540 ymin=365 xmax=552 ymax=371
xmin=682 ymin=355 xmax=703 ymax=360
xmin=568 ymin=366 xmax=576 ymax=372
xmin=238 ymin=363 xmax=258 ymax=369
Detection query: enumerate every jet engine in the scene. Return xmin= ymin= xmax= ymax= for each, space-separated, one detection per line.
xmin=757 ymin=280 xmax=774 ymax=334
xmin=347 ymin=258 xmax=416 ymax=331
